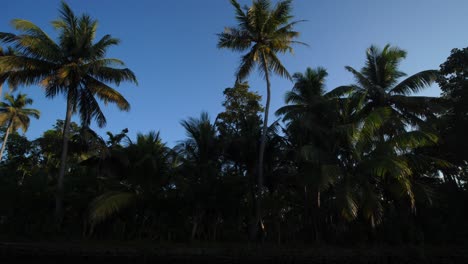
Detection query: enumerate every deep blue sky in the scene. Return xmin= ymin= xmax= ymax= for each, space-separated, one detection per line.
xmin=2 ymin=0 xmax=467 ymax=145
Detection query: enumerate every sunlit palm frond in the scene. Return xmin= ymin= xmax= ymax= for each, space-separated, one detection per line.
xmin=86 ymin=77 xmax=130 ymax=111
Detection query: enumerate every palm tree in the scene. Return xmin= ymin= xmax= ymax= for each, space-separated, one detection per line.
xmin=0 ymin=2 xmax=137 ymax=225
xmin=323 ymin=89 xmax=440 ymax=229
xmin=88 ymin=131 xmax=174 ymax=236
xmin=218 ymin=0 xmax=304 ymax=189
xmin=218 ymin=0 xmax=303 ymax=239
xmin=177 ymin=112 xmax=220 ymax=240
xmin=338 ymin=44 xmax=439 ymax=135
xmin=276 ymin=67 xmax=334 ymax=127
xmin=0 ymin=93 xmax=40 ymax=160
xmin=276 ymin=67 xmax=336 ymax=241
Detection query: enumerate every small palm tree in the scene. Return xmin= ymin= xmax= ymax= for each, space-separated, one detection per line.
xmin=0 ymin=2 xmax=137 ymax=225
xmin=0 ymin=93 xmax=40 ymax=160
xmin=88 ymin=131 xmax=173 ymax=235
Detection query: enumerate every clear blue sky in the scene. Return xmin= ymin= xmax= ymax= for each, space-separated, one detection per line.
xmin=2 ymin=0 xmax=467 ymax=146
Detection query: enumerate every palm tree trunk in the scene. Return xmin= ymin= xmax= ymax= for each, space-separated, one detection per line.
xmin=254 ymin=52 xmax=271 ymax=241
xmin=55 ymin=93 xmax=73 ymax=229
xmin=0 ymin=119 xmax=13 ymax=161
xmin=258 ymin=55 xmax=271 ymax=189
xmin=314 ymin=188 xmax=321 ymax=242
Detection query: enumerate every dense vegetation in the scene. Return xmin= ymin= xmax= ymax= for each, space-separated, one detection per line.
xmin=0 ymin=0 xmax=466 ymax=247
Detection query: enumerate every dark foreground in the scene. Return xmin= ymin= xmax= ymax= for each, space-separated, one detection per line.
xmin=1 ymin=242 xmax=467 ymax=263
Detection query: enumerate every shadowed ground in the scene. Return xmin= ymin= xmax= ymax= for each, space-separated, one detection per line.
xmin=1 ymin=242 xmax=467 ymax=263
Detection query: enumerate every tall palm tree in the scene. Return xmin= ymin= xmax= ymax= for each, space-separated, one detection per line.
xmin=0 ymin=2 xmax=137 ymax=225
xmin=218 ymin=0 xmax=303 ymax=239
xmin=218 ymin=0 xmax=304 ymax=189
xmin=0 ymin=93 xmax=40 ymax=160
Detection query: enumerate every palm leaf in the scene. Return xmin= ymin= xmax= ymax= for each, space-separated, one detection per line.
xmin=390 ymin=70 xmax=439 ymax=95
xmin=88 ymin=191 xmax=136 ymax=226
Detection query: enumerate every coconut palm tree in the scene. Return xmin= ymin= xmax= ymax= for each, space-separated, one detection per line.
xmin=276 ymin=67 xmax=336 ymax=128
xmin=218 ymin=0 xmax=304 ymax=189
xmin=339 ymin=44 xmax=439 ymax=135
xmin=218 ymin=0 xmax=304 ymax=239
xmin=276 ymin=67 xmax=337 ymax=241
xmin=177 ymin=112 xmax=221 ymax=240
xmin=326 ymin=90 xmax=441 ymax=228
xmin=0 ymin=93 xmax=40 ymax=160
xmin=0 ymin=2 xmax=137 ymax=225
xmin=88 ymin=131 xmax=174 ymax=236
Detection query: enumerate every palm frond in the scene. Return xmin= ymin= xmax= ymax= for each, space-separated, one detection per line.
xmin=390 ymin=70 xmax=439 ymax=95
xmin=345 ymin=66 xmax=374 ymax=90
xmin=88 ymin=66 xmax=137 ymax=86
xmin=217 ymin=28 xmax=252 ymax=51
xmin=325 ymin=85 xmax=360 ymax=99
xmin=88 ymin=191 xmax=136 ymax=226
xmin=7 ymin=20 xmax=61 ymax=62
xmin=265 ymin=49 xmax=291 ymax=80
xmin=236 ymin=47 xmax=258 ymax=81
xmin=86 ymin=77 xmax=130 ymax=111
xmin=387 ymin=130 xmax=438 ymax=151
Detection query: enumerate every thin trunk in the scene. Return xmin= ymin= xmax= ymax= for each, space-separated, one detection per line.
xmin=0 ymin=119 xmax=13 ymax=161
xmin=317 ymin=190 xmax=321 ymax=209
xmin=304 ymin=184 xmax=311 ymax=241
xmin=252 ymin=52 xmax=271 ymax=241
xmin=314 ymin=188 xmax=321 ymax=242
xmin=276 ymin=219 xmax=281 ymax=245
xmin=191 ymin=219 xmax=198 ymax=241
xmin=258 ymin=53 xmax=271 ymax=189
xmin=191 ymin=208 xmax=203 ymax=241
xmin=55 ymin=92 xmax=74 ymax=229
xmin=248 ymin=166 xmax=259 ymax=241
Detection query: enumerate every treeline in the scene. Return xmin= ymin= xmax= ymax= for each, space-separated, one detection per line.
xmin=0 ymin=1 xmax=467 ymax=245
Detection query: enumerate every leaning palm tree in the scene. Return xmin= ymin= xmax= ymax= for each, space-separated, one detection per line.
xmin=0 ymin=2 xmax=137 ymax=225
xmin=218 ymin=0 xmax=304 ymax=189
xmin=0 ymin=93 xmax=40 ymax=160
